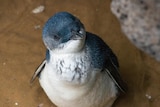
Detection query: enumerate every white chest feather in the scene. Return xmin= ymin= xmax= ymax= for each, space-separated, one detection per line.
xmin=50 ymin=52 xmax=91 ymax=84
xmin=39 ymin=51 xmax=118 ymax=107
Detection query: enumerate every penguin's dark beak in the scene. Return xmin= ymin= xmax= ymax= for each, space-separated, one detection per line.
xmin=71 ymin=30 xmax=83 ymax=40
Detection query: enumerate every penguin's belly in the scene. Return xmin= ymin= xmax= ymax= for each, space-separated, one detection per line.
xmin=39 ymin=54 xmax=118 ymax=107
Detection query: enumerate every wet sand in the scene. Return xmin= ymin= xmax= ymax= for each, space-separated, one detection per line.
xmin=0 ymin=0 xmax=160 ymax=107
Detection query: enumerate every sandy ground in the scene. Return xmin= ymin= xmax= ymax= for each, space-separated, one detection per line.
xmin=0 ymin=0 xmax=160 ymax=107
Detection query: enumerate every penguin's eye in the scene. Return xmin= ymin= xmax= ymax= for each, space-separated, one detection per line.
xmin=53 ymin=35 xmax=60 ymax=41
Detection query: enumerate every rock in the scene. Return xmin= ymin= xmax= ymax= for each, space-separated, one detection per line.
xmin=32 ymin=5 xmax=45 ymax=14
xmin=111 ymin=0 xmax=160 ymax=61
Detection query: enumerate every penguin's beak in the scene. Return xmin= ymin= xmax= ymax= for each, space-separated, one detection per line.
xmin=71 ymin=30 xmax=83 ymax=40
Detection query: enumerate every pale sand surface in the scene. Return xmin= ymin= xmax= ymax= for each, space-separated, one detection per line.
xmin=0 ymin=0 xmax=160 ymax=107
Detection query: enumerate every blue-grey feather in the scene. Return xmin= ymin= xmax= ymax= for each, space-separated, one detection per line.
xmin=43 ymin=12 xmax=83 ymax=42
xmin=46 ymin=49 xmax=50 ymax=62
xmin=85 ymin=32 xmax=127 ymax=92
xmin=85 ymin=32 xmax=119 ymax=69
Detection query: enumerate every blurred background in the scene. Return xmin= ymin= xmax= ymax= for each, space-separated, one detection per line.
xmin=0 ymin=0 xmax=160 ymax=107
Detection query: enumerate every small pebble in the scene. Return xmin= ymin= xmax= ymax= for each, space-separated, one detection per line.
xmin=38 ymin=103 xmax=44 ymax=107
xmin=145 ymin=94 xmax=152 ymax=100
xmin=15 ymin=102 xmax=18 ymax=106
xmin=32 ymin=5 xmax=45 ymax=14
xmin=34 ymin=25 xmax=41 ymax=29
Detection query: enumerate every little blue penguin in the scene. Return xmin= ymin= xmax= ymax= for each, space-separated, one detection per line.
xmin=31 ymin=11 xmax=127 ymax=107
